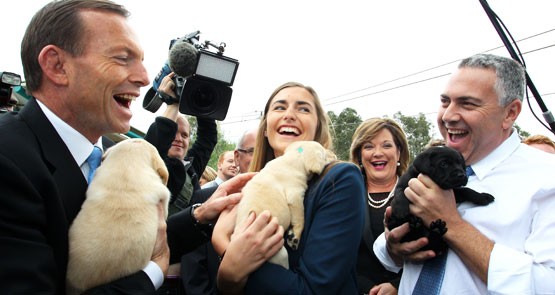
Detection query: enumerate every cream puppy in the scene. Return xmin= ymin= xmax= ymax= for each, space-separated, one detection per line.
xmin=66 ymin=139 xmax=170 ymax=294
xmin=235 ymin=141 xmax=332 ymax=269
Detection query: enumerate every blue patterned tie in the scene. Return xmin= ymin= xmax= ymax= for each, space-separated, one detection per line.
xmin=412 ymin=253 xmax=448 ymax=295
xmin=466 ymin=166 xmax=475 ymax=177
xmin=86 ymin=146 xmax=102 ymax=183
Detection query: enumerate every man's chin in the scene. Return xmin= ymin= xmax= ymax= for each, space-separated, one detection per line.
xmin=168 ymin=148 xmax=185 ymax=159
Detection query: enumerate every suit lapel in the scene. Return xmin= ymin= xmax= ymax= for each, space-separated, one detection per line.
xmin=21 ymin=98 xmax=88 ymax=223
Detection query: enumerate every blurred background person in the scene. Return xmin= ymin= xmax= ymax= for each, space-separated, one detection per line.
xmin=350 ymin=117 xmax=410 ymax=295
xmin=201 ymin=150 xmax=238 ymax=189
xmin=424 ymin=137 xmax=446 ymax=149
xmin=199 ymin=166 xmax=217 ymax=187
xmin=234 ymin=128 xmax=257 ymax=173
xmin=522 ymin=134 xmax=555 ymax=154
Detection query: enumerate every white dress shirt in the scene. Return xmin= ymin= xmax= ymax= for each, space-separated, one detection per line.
xmin=37 ymin=100 xmax=164 ymax=290
xmin=374 ymin=130 xmax=555 ymax=294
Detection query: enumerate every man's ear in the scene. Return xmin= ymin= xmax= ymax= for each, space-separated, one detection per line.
xmin=502 ymin=99 xmax=522 ymax=130
xmin=37 ymin=45 xmax=69 ymax=86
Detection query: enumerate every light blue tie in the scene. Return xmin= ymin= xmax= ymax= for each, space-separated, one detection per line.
xmin=86 ymin=146 xmax=102 ymax=183
xmin=412 ymin=253 xmax=448 ymax=295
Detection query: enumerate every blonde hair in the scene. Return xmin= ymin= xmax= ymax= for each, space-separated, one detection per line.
xmin=522 ymin=134 xmax=555 ymax=149
xmin=200 ymin=166 xmax=217 ymax=185
xmin=250 ymin=82 xmax=333 ymax=172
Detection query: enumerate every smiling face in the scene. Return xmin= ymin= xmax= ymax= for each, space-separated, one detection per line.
xmin=360 ymin=128 xmax=400 ymax=188
xmin=168 ymin=115 xmax=191 ymax=160
xmin=438 ymin=67 xmax=520 ymax=165
xmin=265 ymin=86 xmax=318 ymax=157
xmin=218 ymin=151 xmax=238 ymax=180
xmin=62 ymin=10 xmax=149 ymax=140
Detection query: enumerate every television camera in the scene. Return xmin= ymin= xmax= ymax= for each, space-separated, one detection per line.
xmin=143 ymin=31 xmax=239 ymax=121
xmin=0 ymin=71 xmax=21 ymax=112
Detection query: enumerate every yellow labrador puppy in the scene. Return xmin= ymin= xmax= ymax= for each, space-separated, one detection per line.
xmin=66 ymin=139 xmax=170 ymax=294
xmin=235 ymin=141 xmax=333 ymax=269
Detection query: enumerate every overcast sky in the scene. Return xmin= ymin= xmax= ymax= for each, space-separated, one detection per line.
xmin=3 ymin=0 xmax=555 ymax=143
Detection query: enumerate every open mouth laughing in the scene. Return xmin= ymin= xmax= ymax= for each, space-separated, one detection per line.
xmin=278 ymin=126 xmax=300 ymax=136
xmin=114 ymin=94 xmax=136 ymax=109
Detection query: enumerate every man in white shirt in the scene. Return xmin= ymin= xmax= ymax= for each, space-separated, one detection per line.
xmin=374 ymin=53 xmax=555 ymax=294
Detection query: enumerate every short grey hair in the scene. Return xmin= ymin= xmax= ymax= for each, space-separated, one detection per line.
xmin=458 ymin=53 xmax=526 ymax=107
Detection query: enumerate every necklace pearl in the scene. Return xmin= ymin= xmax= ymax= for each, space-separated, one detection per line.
xmin=367 ymin=177 xmax=398 ymax=209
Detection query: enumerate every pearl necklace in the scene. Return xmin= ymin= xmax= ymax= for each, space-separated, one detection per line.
xmin=367 ymin=177 xmax=398 ymax=209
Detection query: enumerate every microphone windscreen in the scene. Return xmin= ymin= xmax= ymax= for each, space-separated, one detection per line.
xmin=168 ymin=40 xmax=198 ymax=77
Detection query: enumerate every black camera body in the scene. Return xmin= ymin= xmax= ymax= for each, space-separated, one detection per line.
xmin=143 ymin=32 xmax=239 ymax=121
xmin=0 ymin=71 xmax=21 ymax=109
xmin=179 ymin=49 xmax=238 ymax=121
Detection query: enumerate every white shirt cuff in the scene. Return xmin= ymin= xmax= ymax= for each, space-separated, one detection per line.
xmin=143 ymin=261 xmax=164 ymax=290
xmin=373 ymin=232 xmax=403 ymax=273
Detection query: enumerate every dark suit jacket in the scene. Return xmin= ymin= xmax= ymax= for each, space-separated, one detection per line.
xmin=181 ymin=186 xmax=220 ymax=295
xmin=0 ymin=98 xmax=208 ymax=294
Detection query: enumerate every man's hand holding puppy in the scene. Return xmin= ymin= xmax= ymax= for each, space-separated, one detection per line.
xmin=152 ymin=202 xmax=171 ymax=277
xmin=192 ymin=172 xmax=256 ymax=225
xmin=382 ymin=173 xmax=493 ymax=283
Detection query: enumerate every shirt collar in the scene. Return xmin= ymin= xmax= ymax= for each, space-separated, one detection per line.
xmin=470 ymin=129 xmax=520 ymax=179
xmin=36 ymin=99 xmax=102 ymax=167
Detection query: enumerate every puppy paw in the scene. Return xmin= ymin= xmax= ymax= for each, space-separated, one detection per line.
xmin=408 ymin=215 xmax=423 ymax=230
xmin=286 ymin=230 xmax=300 ymax=249
xmin=478 ymin=192 xmax=495 ymax=205
xmin=429 ymin=219 xmax=447 ymax=236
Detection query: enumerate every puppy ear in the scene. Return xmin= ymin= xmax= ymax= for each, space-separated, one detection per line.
xmin=304 ymin=145 xmax=327 ymax=174
xmin=412 ymin=148 xmax=432 ymax=175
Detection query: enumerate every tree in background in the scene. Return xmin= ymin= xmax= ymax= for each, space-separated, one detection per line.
xmin=393 ymin=111 xmax=432 ymax=162
xmin=515 ymin=123 xmax=531 ymax=139
xmin=328 ymin=107 xmax=362 ymax=161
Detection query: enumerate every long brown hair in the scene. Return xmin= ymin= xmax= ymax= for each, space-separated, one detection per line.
xmin=249 ymin=82 xmax=333 ymax=172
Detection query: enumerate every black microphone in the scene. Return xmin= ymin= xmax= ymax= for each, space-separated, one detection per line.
xmin=168 ymin=40 xmax=198 ymax=78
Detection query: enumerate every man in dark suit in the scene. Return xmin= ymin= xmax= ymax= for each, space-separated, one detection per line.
xmin=181 ymin=128 xmax=257 ymax=294
xmin=0 ymin=1 xmax=250 ymax=293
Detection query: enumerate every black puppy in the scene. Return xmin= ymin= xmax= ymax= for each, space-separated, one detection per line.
xmin=387 ymin=146 xmax=494 ymax=255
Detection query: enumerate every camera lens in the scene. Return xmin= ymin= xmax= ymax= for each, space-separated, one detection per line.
xmin=190 ymin=85 xmax=217 ymax=111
